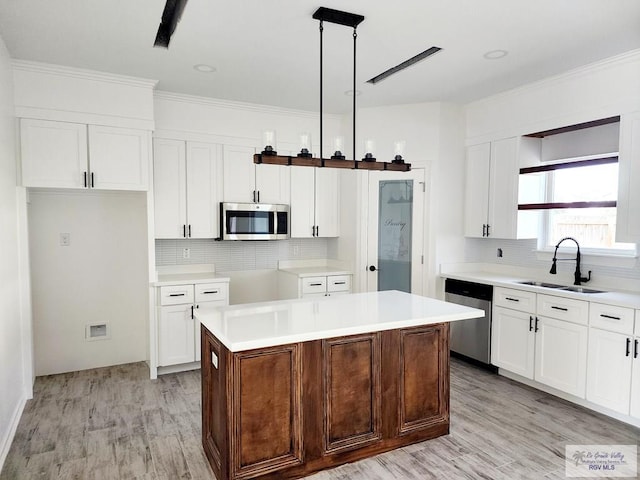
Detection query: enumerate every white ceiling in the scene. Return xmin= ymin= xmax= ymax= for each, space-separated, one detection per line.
xmin=1 ymin=0 xmax=640 ymax=113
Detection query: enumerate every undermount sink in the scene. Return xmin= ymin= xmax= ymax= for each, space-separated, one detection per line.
xmin=517 ymin=281 xmax=566 ymax=288
xmin=517 ymin=281 xmax=606 ymax=294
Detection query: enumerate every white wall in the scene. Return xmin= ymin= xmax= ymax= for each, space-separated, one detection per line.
xmin=0 ymin=36 xmax=26 ymax=469
xmin=28 ymin=191 xmax=149 ymax=376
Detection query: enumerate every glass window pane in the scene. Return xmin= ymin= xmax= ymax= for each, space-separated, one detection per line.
xmin=378 ymin=180 xmax=413 ymax=293
xmin=551 ymin=163 xmax=618 ymax=203
xmin=546 ymin=207 xmax=633 ymax=250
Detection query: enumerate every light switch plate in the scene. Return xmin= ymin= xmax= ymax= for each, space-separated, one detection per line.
xmin=60 ymin=233 xmax=70 ymax=246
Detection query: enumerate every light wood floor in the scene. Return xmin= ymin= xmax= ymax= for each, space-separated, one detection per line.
xmin=2 ymin=359 xmax=638 ymax=479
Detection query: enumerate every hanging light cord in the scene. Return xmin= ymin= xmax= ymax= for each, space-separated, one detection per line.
xmin=353 ymin=27 xmax=357 ymax=163
xmin=319 ymin=20 xmax=324 ymax=165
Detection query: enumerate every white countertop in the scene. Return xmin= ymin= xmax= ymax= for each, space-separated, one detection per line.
xmin=152 ymin=272 xmax=231 ymax=286
xmin=278 ymin=266 xmax=352 ymax=277
xmin=195 ymin=290 xmax=483 ymax=352
xmin=442 ymin=271 xmax=640 ymax=309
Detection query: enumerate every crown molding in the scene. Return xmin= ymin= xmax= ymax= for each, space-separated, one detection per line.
xmin=12 ymin=60 xmax=158 ymax=89
xmin=154 ymin=90 xmax=341 ymax=121
xmin=466 ymin=49 xmax=640 ymax=110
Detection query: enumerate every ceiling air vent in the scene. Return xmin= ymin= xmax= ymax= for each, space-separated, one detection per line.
xmin=367 ymin=46 xmax=442 ymax=84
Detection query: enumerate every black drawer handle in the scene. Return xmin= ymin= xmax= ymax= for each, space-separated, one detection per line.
xmin=535 ymin=316 xmax=539 ymax=333
xmin=309 ymin=283 xmax=323 ymax=286
xmin=505 ymin=297 xmax=520 ymax=302
xmin=635 ymin=339 xmax=638 ymax=359
xmin=333 ymin=282 xmax=346 ymax=285
xmin=551 ymin=306 xmax=568 ymax=312
xmin=626 ymin=338 xmax=631 ymax=357
xmin=599 ymin=314 xmax=621 ymax=320
xmin=529 ymin=316 xmax=533 ymax=332
xmin=169 ymin=293 xmax=186 ymax=297
xmin=202 ymin=290 xmax=219 ymax=294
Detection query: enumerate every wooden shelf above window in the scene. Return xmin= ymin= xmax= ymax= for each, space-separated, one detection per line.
xmin=253 ymin=154 xmax=411 ymax=172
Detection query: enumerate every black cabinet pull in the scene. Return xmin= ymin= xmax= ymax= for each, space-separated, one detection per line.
xmin=534 ymin=317 xmax=539 ymax=333
xmin=169 ymin=293 xmax=186 ymax=297
xmin=599 ymin=314 xmax=621 ymax=320
xmin=257 ymin=191 xmax=260 ymax=202
xmin=91 ymin=172 xmax=95 ymax=188
xmin=188 ymin=224 xmax=191 ymax=237
xmin=83 ymin=171 xmax=87 ymax=188
xmin=482 ymin=224 xmax=486 ymax=237
xmin=333 ymin=282 xmax=346 ymax=285
xmin=309 ymin=283 xmax=323 ymax=286
xmin=202 ymin=290 xmax=218 ymax=294
xmin=486 ymin=224 xmax=490 ymax=237
xmin=529 ymin=316 xmax=533 ymax=332
xmin=551 ymin=306 xmax=568 ymax=312
xmin=626 ymin=338 xmax=631 ymax=357
xmin=183 ymin=225 xmax=186 ymax=238
xmin=191 ymin=305 xmax=194 ymax=320
xmin=252 ymin=190 xmax=256 ymax=203
xmin=635 ymin=339 xmax=639 ymax=359
xmin=316 ymin=225 xmax=319 ymax=236
xmin=505 ymin=297 xmax=520 ymax=302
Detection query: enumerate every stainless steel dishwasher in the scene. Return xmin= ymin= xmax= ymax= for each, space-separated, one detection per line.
xmin=445 ymin=278 xmax=495 ymax=370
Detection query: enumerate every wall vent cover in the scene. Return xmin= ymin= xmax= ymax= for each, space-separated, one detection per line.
xmin=86 ymin=323 xmax=110 ymax=341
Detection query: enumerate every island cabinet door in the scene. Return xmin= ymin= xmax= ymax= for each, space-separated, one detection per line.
xmin=322 ymin=333 xmax=382 ymax=454
xmin=231 ymin=344 xmax=303 ymax=479
xmin=394 ymin=324 xmax=450 ymax=434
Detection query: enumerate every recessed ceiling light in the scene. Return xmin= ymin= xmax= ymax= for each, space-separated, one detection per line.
xmin=483 ymin=50 xmax=508 ymax=60
xmin=344 ymin=89 xmax=362 ymax=96
xmin=193 ymin=64 xmax=217 ymax=73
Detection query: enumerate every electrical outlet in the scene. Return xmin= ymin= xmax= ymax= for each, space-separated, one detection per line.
xmin=293 ymin=245 xmax=300 ymax=256
xmin=60 ymin=233 xmax=70 ymax=246
xmin=497 ymin=248 xmax=503 ymax=258
xmin=182 ymin=248 xmax=190 ymax=259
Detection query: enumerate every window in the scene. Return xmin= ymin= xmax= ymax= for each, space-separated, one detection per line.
xmin=518 ymin=157 xmax=636 ymax=253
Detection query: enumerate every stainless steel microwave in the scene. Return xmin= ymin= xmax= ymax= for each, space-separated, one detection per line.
xmin=220 ymin=203 xmax=289 ymax=240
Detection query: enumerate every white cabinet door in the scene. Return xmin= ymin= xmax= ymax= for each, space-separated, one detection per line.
xmin=534 ymin=316 xmax=588 ymax=397
xmin=616 ymin=111 xmax=640 ymax=242
xmin=223 ymin=145 xmax=256 ymax=203
xmin=187 ymin=142 xmax=222 ymax=238
xmin=290 ymin=167 xmax=316 ymax=238
xmin=255 ymin=163 xmax=290 ymax=204
xmin=488 ymin=137 xmax=519 ymax=239
xmin=631 ymin=336 xmax=640 ymax=419
xmin=315 ymin=167 xmax=339 ymax=237
xmin=21 ymin=119 xmax=87 ymax=188
xmin=88 ymin=125 xmax=150 ymax=190
xmin=153 ymin=139 xmax=187 ymax=239
xmin=491 ymin=306 xmax=535 ymax=379
xmin=464 ymin=143 xmax=490 ymax=238
xmin=586 ymin=328 xmax=633 ymax=414
xmin=158 ymin=304 xmax=195 ymax=366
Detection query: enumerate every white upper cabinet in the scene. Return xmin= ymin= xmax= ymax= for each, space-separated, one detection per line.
xmin=290 ymin=167 xmax=339 ymax=238
xmin=88 ymin=125 xmax=150 ymax=190
xmin=153 ymin=139 xmax=221 ymax=239
xmin=616 ymin=111 xmax=640 ymax=242
xmin=464 ymin=137 xmax=540 ymax=239
xmin=21 ymin=119 xmax=88 ymax=188
xmin=223 ymin=145 xmax=290 ymax=204
xmin=21 ymin=118 xmax=150 ymax=191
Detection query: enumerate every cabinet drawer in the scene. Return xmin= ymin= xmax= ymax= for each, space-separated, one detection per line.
xmin=537 ymin=294 xmax=588 ymax=325
xmin=494 ymin=287 xmax=536 ymax=313
xmin=159 ymin=285 xmax=194 ymax=305
xmin=302 ymin=276 xmax=327 ymax=295
xmin=590 ymin=303 xmax=634 ymax=335
xmin=195 ymin=283 xmax=228 ymax=303
xmin=327 ymin=275 xmax=351 ymax=293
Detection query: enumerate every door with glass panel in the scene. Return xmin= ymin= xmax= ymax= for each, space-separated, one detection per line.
xmin=366 ymin=169 xmax=424 ymax=294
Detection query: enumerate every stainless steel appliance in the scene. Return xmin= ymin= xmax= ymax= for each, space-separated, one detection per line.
xmin=445 ymin=278 xmax=495 ymax=370
xmin=220 ymin=203 xmax=289 ymax=240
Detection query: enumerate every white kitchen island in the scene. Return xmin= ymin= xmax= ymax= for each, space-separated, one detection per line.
xmin=195 ymin=290 xmax=482 ymax=480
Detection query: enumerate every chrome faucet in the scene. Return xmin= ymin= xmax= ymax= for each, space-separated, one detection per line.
xmin=549 ymin=237 xmax=592 ymax=285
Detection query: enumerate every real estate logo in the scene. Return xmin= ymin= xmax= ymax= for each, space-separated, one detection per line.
xmin=565 ymin=445 xmax=637 ymax=478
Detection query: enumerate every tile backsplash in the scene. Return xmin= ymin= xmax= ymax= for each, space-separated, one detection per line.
xmin=156 ymin=238 xmax=328 ymax=271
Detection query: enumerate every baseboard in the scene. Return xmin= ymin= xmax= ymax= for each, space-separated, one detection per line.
xmin=157 ymin=361 xmax=200 ymax=376
xmin=0 ymin=393 xmax=27 ymax=472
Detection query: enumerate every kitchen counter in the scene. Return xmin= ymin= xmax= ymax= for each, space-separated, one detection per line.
xmin=151 ymin=272 xmax=230 ymax=286
xmin=441 ymin=270 xmax=640 ymax=309
xmin=278 ymin=265 xmax=352 ymax=277
xmin=199 ymin=290 xmax=482 ymax=480
xmin=195 ymin=290 xmax=482 ymax=352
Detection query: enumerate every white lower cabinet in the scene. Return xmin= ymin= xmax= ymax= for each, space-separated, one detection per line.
xmin=278 ymin=270 xmax=352 ymax=299
xmin=491 ymin=288 xmax=588 ymax=398
xmin=157 ymin=281 xmax=229 ymax=369
xmin=491 ymin=306 xmax=535 ymax=379
xmin=534 ymin=316 xmax=587 ymax=397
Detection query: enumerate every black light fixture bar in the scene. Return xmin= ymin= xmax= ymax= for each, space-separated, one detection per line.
xmin=367 ymin=46 xmax=442 ymax=84
xmin=312 ymin=7 xmax=364 ymax=28
xmin=154 ymin=0 xmax=189 ymax=48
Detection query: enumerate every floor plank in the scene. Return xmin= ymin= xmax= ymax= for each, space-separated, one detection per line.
xmin=1 ymin=359 xmax=638 ymax=479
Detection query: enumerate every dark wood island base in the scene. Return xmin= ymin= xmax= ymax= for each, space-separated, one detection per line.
xmin=201 ymin=323 xmax=450 ymax=480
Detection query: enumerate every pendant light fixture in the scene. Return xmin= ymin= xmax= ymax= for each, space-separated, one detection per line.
xmin=254 ymin=7 xmax=410 ymax=172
